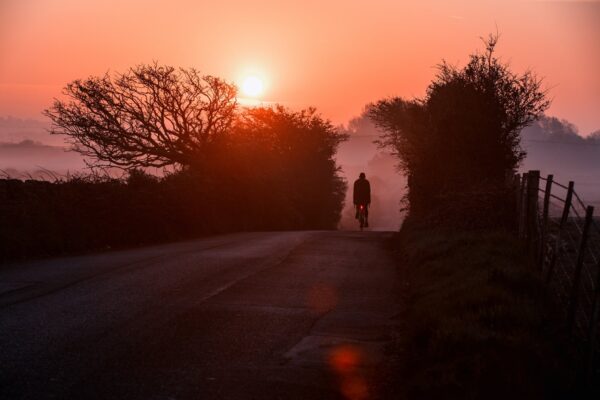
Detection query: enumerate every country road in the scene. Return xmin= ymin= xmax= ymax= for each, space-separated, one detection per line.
xmin=0 ymin=231 xmax=402 ymax=400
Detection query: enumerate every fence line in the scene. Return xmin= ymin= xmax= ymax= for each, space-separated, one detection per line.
xmin=516 ymin=170 xmax=600 ymax=383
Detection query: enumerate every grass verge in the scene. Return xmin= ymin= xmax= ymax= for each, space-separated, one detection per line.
xmin=392 ymin=219 xmax=579 ymax=399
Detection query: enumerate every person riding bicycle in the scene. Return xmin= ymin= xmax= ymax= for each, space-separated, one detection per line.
xmin=353 ymin=172 xmax=371 ymax=227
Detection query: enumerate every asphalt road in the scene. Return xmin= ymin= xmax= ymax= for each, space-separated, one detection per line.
xmin=0 ymin=231 xmax=402 ymax=400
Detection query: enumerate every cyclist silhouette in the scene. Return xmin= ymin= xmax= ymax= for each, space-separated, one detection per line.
xmin=353 ymin=172 xmax=371 ymax=228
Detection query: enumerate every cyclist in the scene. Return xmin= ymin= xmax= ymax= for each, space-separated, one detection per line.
xmin=353 ymin=172 xmax=371 ymax=228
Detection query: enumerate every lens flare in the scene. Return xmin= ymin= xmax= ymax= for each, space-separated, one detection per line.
xmin=328 ymin=345 xmax=369 ymax=400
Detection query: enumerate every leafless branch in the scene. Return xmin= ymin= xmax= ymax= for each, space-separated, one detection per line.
xmin=44 ymin=63 xmax=238 ymax=169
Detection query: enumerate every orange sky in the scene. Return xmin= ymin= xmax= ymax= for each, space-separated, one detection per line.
xmin=1 ymin=0 xmax=599 ymax=134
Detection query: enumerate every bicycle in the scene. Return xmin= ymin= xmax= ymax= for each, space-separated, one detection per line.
xmin=357 ymin=204 xmax=368 ymax=231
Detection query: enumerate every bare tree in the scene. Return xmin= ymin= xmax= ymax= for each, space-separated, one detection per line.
xmin=44 ymin=64 xmax=238 ymax=169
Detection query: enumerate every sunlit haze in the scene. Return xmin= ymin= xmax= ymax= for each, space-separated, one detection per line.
xmin=1 ymin=0 xmax=599 ymax=134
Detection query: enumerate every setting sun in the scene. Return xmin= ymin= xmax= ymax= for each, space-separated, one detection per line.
xmin=241 ymin=76 xmax=264 ymax=98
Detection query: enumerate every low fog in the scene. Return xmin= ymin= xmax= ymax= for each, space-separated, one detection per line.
xmin=336 ymin=116 xmax=406 ymax=231
xmin=0 ymin=117 xmax=85 ymax=178
xmin=0 ymin=117 xmax=64 ymax=146
xmin=336 ymin=114 xmax=600 ymax=230
xmin=1 ymin=114 xmax=598 ymax=219
xmin=521 ymin=116 xmax=600 ymax=208
xmin=0 ymin=140 xmax=86 ymax=178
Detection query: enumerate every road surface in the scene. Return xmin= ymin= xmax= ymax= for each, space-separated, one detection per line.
xmin=0 ymin=231 xmax=402 ymax=399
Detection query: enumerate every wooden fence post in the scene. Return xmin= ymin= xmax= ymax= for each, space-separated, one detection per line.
xmin=526 ymin=170 xmax=540 ymax=254
xmin=515 ymin=173 xmax=521 ymax=229
xmin=566 ymin=205 xmax=595 ymax=334
xmin=518 ymin=172 xmax=528 ymax=239
xmin=562 ymin=182 xmax=575 ymax=228
xmin=539 ymin=174 xmax=553 ymax=270
xmin=546 ymin=181 xmax=575 ymax=284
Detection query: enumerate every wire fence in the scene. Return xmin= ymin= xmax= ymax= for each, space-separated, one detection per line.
xmin=516 ymin=170 xmax=600 ymax=383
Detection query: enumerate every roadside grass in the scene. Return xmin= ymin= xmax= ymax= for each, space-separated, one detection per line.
xmin=394 ymin=220 xmax=579 ymax=399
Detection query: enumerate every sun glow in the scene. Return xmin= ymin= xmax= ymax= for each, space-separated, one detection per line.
xmin=241 ymin=76 xmax=264 ymax=98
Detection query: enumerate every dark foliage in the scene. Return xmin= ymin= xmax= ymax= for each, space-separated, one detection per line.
xmin=1 ymin=106 xmax=347 ymax=263
xmin=228 ymin=106 xmax=348 ymax=229
xmin=368 ymin=35 xmax=549 ymax=222
xmin=391 ymin=220 xmax=578 ymax=399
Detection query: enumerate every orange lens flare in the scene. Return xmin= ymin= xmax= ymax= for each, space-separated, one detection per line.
xmin=329 ymin=345 xmax=361 ymax=374
xmin=328 ymin=345 xmax=369 ymax=400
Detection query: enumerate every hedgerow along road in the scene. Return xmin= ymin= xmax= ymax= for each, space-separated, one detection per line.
xmin=0 ymin=231 xmax=401 ymax=399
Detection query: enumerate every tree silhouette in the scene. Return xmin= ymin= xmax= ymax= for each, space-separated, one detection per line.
xmin=227 ymin=106 xmax=348 ymax=229
xmin=369 ymin=34 xmax=550 ymax=218
xmin=44 ymin=64 xmax=237 ymax=169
